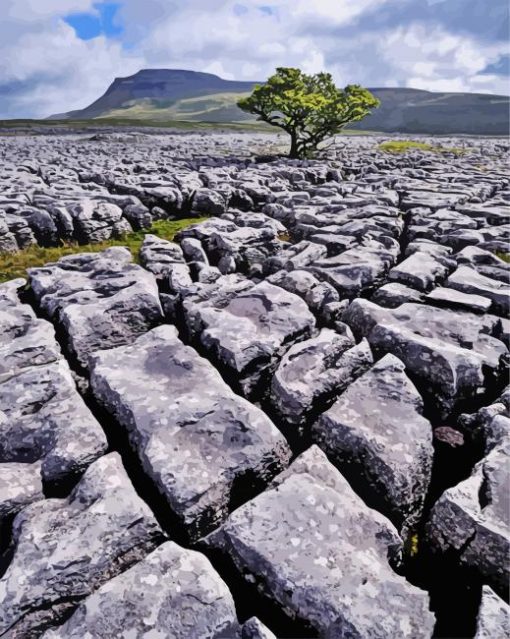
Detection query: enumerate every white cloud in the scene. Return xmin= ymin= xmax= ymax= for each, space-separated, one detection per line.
xmin=1 ymin=0 xmax=508 ymax=118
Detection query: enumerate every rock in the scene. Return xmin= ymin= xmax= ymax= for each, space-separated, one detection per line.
xmin=28 ymin=247 xmax=163 ymax=371
xmin=69 ymin=199 xmax=125 ymax=243
xmin=0 ymin=453 xmax=165 ymax=637
xmin=371 ymin=282 xmax=425 ymax=308
xmin=447 ymin=266 xmax=510 ymax=316
xmin=312 ymin=354 xmax=433 ymax=531
xmin=473 ymin=586 xmax=510 ymax=639
xmin=241 ymin=617 xmax=277 ymax=639
xmin=0 ymin=461 xmax=43 ymax=522
xmin=42 ymin=542 xmax=241 ymax=639
xmin=425 ymin=443 xmax=510 ymax=599
xmin=267 ymin=269 xmax=339 ymax=314
xmin=425 ymin=287 xmax=492 ymax=314
xmin=181 ymin=236 xmax=209 ymax=266
xmin=270 ymin=329 xmax=373 ymax=436
xmin=306 ymin=238 xmax=399 ymax=298
xmin=0 ymin=283 xmax=107 ymax=490
xmin=183 ymin=280 xmax=316 ymax=398
xmin=344 ymin=299 xmax=507 ymax=417
xmin=192 ymin=187 xmax=227 ymax=216
xmin=204 ymin=445 xmax=435 ymax=638
xmin=90 ymin=325 xmax=291 ymax=541
xmin=388 ymin=251 xmax=451 ymax=291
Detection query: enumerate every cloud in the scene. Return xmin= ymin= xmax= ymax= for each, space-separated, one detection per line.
xmin=1 ymin=0 xmax=509 ymax=118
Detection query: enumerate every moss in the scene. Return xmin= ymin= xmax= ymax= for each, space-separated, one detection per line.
xmin=378 ymin=140 xmax=467 ymax=156
xmin=404 ymin=532 xmax=420 ymax=558
xmin=0 ymin=217 xmax=208 ymax=284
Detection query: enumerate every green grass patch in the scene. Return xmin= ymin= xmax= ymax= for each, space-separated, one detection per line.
xmin=378 ymin=140 xmax=467 ymax=156
xmin=0 ymin=218 xmax=207 ymax=284
xmin=494 ymin=251 xmax=510 ymax=263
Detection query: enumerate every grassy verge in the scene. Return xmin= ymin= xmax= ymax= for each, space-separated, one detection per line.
xmin=0 ymin=218 xmax=207 ymax=284
xmin=378 ymin=140 xmax=467 ymax=155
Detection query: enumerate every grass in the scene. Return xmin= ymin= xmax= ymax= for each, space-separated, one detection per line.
xmin=495 ymin=251 xmax=510 ymax=263
xmin=378 ymin=140 xmax=467 ymax=156
xmin=0 ymin=218 xmax=207 ymax=283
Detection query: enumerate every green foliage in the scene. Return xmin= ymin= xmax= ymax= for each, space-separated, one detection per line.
xmin=0 ymin=218 xmax=207 ymax=284
xmin=378 ymin=140 xmax=467 ymax=156
xmin=237 ymin=67 xmax=380 ymax=158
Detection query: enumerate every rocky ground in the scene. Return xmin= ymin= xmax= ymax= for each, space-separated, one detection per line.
xmin=0 ymin=130 xmax=509 ymax=638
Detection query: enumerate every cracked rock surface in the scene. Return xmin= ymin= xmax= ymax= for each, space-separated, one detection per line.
xmin=0 ymin=131 xmax=509 ymax=638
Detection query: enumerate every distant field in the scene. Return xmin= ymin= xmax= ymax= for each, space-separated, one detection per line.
xmin=0 ymin=118 xmax=378 ymax=136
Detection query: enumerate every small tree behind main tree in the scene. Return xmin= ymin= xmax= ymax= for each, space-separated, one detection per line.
xmin=238 ymin=67 xmax=380 ymax=159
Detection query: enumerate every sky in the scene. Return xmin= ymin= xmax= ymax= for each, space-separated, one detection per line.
xmin=1 ymin=0 xmax=509 ymax=118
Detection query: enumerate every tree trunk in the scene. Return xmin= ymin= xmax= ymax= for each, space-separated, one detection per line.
xmin=289 ymin=132 xmax=299 ymax=159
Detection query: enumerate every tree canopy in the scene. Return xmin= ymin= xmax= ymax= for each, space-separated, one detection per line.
xmin=238 ymin=67 xmax=380 ymax=158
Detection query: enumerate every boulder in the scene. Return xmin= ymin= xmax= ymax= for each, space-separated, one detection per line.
xmin=183 ymin=280 xmax=316 ymax=398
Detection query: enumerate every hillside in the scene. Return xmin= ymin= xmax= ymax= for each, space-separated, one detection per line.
xmin=50 ymin=68 xmax=510 ymax=135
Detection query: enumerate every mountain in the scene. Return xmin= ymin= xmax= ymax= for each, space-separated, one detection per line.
xmin=50 ymin=68 xmax=510 ymax=135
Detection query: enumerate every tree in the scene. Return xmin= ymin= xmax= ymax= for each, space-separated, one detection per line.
xmin=238 ymin=67 xmax=380 ymax=159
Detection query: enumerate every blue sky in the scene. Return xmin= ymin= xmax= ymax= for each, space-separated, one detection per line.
xmin=64 ymin=2 xmax=123 ymax=40
xmin=1 ymin=0 xmax=509 ymax=118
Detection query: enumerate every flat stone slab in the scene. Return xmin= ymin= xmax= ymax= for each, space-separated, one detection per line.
xmin=28 ymin=247 xmax=163 ymax=371
xmin=183 ymin=280 xmax=316 ymax=398
xmin=42 ymin=542 xmax=240 ymax=639
xmin=425 ymin=287 xmax=492 ymax=313
xmin=270 ymin=329 xmax=373 ymax=435
xmin=0 ymin=453 xmax=165 ymax=637
xmin=312 ymin=354 xmax=433 ymax=531
xmin=344 ymin=299 xmax=507 ymax=417
xmin=447 ymin=266 xmax=510 ymax=316
xmin=204 ymin=445 xmax=435 ymax=638
xmin=0 ymin=281 xmax=107 ymax=491
xmin=90 ymin=325 xmax=291 ymax=541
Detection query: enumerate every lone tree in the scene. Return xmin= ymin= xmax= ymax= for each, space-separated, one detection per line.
xmin=238 ymin=67 xmax=380 ymax=159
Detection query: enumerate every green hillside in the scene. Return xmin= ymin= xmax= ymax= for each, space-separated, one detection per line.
xmin=49 ymin=68 xmax=510 ymax=135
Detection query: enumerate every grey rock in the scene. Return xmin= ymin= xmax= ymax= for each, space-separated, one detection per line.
xmin=90 ymin=325 xmax=291 ymax=541
xmin=0 ymin=461 xmax=43 ymax=521
xmin=425 ymin=287 xmax=492 ymax=314
xmin=0 ymin=284 xmax=107 ymax=489
xmin=241 ymin=617 xmax=277 ymax=639
xmin=204 ymin=445 xmax=435 ymax=638
xmin=43 ymin=542 xmax=240 ymax=639
xmin=371 ymin=282 xmax=425 ymax=308
xmin=388 ymin=251 xmax=451 ymax=291
xmin=270 ymin=329 xmax=373 ymax=435
xmin=447 ymin=266 xmax=510 ymax=316
xmin=0 ymin=453 xmax=165 ymax=638
xmin=28 ymin=247 xmax=163 ymax=370
xmin=312 ymin=354 xmax=433 ymax=531
xmin=473 ymin=586 xmax=510 ymax=639
xmin=425 ymin=443 xmax=510 ymax=598
xmin=344 ymin=299 xmax=507 ymax=417
xmin=184 ymin=280 xmax=316 ymax=397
